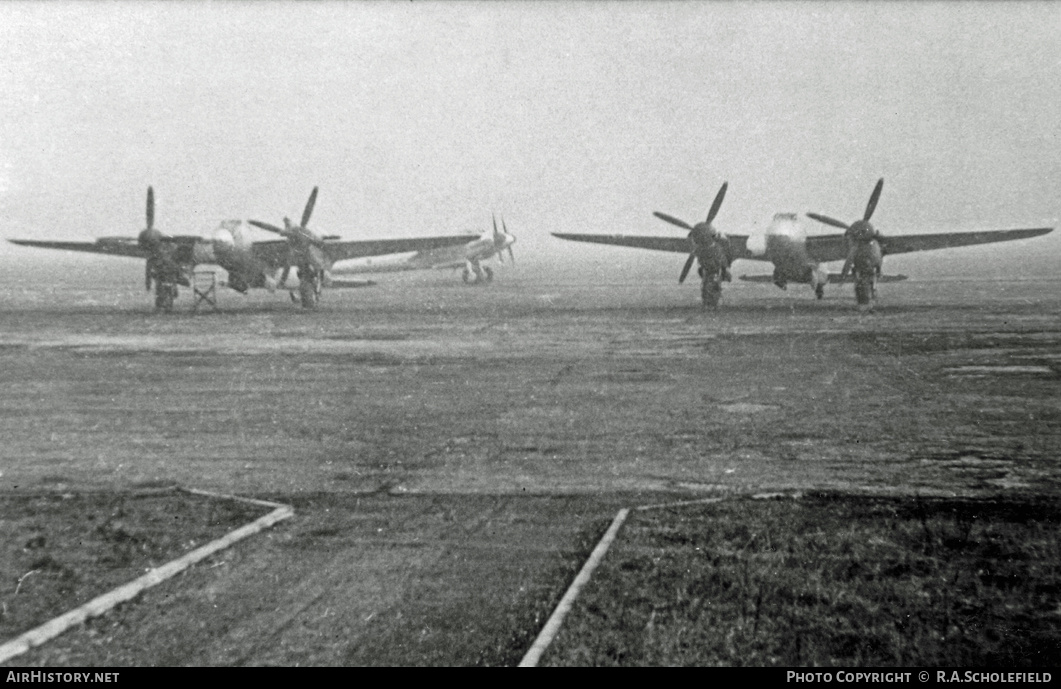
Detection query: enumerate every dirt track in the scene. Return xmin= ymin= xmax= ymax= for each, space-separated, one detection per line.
xmin=2 ymin=276 xmax=1059 ymax=664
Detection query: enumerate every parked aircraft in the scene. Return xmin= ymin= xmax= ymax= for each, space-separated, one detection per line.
xmin=330 ymin=215 xmax=516 ymax=284
xmin=552 ymin=179 xmax=1054 ymax=307
xmin=8 ymin=186 xmax=476 ymax=311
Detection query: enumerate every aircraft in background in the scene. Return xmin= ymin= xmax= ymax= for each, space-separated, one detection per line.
xmin=330 ymin=215 xmax=516 ymax=285
xmin=8 ymin=186 xmax=476 ymax=311
xmin=552 ymin=178 xmax=1054 ymax=308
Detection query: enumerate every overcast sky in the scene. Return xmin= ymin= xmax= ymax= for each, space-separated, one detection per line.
xmin=1 ymin=1 xmax=1058 ymax=276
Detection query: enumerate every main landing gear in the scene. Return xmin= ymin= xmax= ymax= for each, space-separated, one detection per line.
xmin=154 ymin=282 xmax=178 ymax=312
xmin=298 ymin=266 xmax=323 ymax=309
xmin=698 ymin=263 xmax=730 ymax=309
xmin=462 ymin=263 xmax=493 ymax=285
xmin=854 ymin=271 xmax=877 ymax=311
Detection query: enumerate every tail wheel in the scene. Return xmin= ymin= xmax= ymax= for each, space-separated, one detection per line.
xmin=483 ymin=266 xmax=494 ymax=283
xmin=462 ymin=267 xmax=474 ymax=284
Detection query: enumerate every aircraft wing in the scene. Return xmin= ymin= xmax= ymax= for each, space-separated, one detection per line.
xmin=8 ymin=238 xmax=150 ymax=259
xmin=805 ymin=227 xmax=1054 ymax=263
xmin=317 ymin=235 xmax=478 ymax=264
xmin=552 ymin=233 xmax=755 ymax=258
xmin=877 ymin=227 xmax=1053 ymax=256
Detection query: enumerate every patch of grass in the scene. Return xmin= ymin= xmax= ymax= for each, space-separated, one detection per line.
xmin=0 ymin=490 xmax=270 ymax=642
xmin=545 ymin=493 xmax=1061 ymax=666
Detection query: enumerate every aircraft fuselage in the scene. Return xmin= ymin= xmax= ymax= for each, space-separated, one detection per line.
xmin=330 ymin=229 xmax=514 ymax=276
xmin=745 ymin=213 xmax=828 ymax=289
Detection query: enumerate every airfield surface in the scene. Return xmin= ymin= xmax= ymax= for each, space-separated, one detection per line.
xmin=1 ymin=274 xmax=1059 ymax=665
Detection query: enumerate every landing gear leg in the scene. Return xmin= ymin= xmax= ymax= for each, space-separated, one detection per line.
xmin=854 ymin=272 xmax=876 ymax=311
xmin=154 ymin=282 xmax=177 ymax=312
xmin=462 ymin=262 xmax=485 ymax=284
xmin=299 ymin=270 xmax=320 ymax=309
xmin=701 ymin=274 xmax=722 ymax=308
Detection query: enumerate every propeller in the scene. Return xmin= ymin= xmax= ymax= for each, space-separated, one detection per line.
xmin=131 ymin=186 xmax=200 ymax=293
xmin=504 ymin=218 xmax=515 ymax=263
xmin=807 ymin=178 xmax=885 ymax=243
xmin=654 ymin=181 xmax=728 ymax=284
xmin=491 ymin=215 xmax=516 ymax=263
xmin=137 ymin=186 xmax=166 ymax=291
xmin=248 ymin=187 xmax=327 ymax=287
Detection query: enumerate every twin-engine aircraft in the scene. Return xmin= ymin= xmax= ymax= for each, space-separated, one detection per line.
xmin=8 ymin=187 xmax=476 ymax=311
xmin=330 ymin=215 xmax=516 ymax=284
xmin=553 ymin=179 xmax=1054 ymax=308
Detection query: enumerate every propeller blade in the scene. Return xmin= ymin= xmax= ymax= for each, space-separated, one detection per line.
xmin=493 ymin=214 xmax=502 ymax=245
xmin=806 ymin=213 xmax=851 ymax=230
xmin=678 ymin=253 xmax=696 ymax=284
xmin=248 ymin=220 xmax=286 ymax=235
xmin=653 ymin=211 xmax=693 ymax=231
xmin=864 ymin=178 xmax=883 ymax=221
xmin=146 ymin=187 xmax=155 ymax=230
xmin=705 ymin=181 xmax=728 ymax=224
xmin=145 ymin=259 xmax=153 ymax=291
xmin=301 ymin=187 xmax=318 ymax=228
xmin=502 ymin=218 xmax=514 ymax=262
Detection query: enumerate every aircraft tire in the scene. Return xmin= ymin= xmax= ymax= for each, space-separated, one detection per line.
xmin=483 ymin=266 xmax=494 ymax=283
xmin=462 ymin=267 xmax=473 ymax=284
xmin=300 ymin=279 xmax=319 ymax=309
xmin=701 ymin=276 xmax=722 ymax=309
xmin=854 ymin=273 xmax=874 ymax=308
xmin=155 ymin=284 xmax=176 ymax=312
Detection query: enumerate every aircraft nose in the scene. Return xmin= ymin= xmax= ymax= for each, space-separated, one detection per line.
xmin=213 ymin=227 xmax=234 ymax=247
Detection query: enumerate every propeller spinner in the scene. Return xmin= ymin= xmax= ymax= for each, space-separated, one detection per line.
xmin=654 ymin=181 xmax=728 ymax=284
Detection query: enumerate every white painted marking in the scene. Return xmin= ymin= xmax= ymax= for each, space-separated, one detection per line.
xmin=519 ymin=492 xmax=806 ymax=665
xmin=0 ymin=490 xmax=293 ymax=664
xmin=518 ymin=508 xmax=630 ymax=667
xmin=947 ymin=365 xmax=1052 ymax=374
xmin=636 ymin=497 xmax=726 ymax=511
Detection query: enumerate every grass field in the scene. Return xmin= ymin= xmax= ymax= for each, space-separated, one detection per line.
xmin=0 ymin=490 xmax=269 ymax=653
xmin=545 ymin=493 xmax=1061 ymax=666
